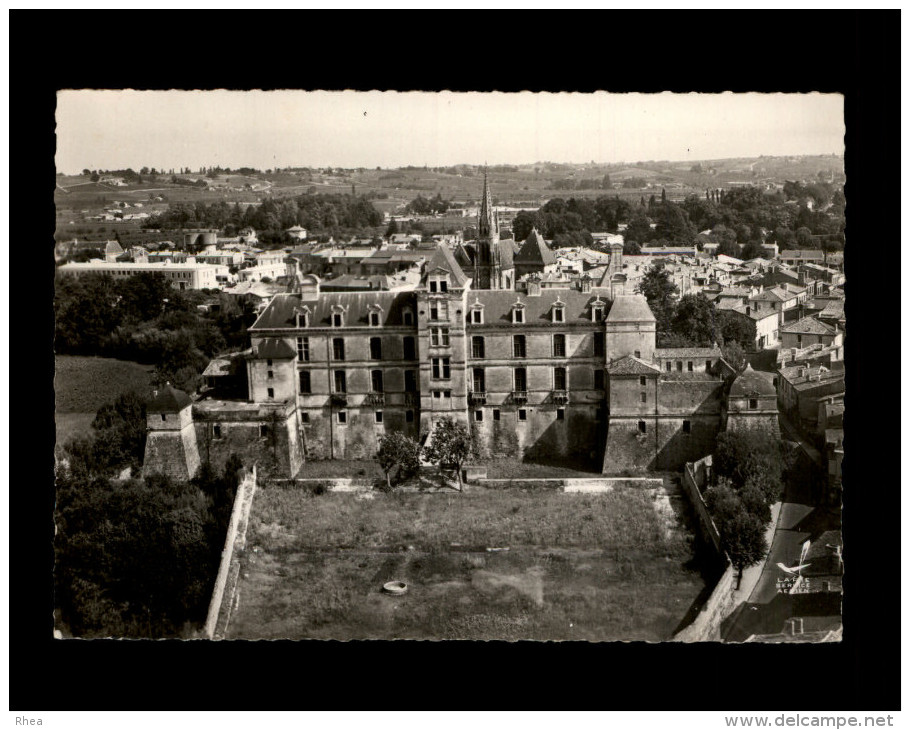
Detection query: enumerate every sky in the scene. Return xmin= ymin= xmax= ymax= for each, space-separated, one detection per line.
xmin=55 ymin=90 xmax=844 ymax=174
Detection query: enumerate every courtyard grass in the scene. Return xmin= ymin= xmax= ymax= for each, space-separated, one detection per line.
xmin=54 ymin=355 xmax=155 ymax=413
xmin=227 ymin=485 xmax=706 ymax=642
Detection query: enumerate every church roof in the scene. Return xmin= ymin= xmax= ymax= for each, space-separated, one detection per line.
xmin=421 ymin=246 xmax=469 ymax=287
xmin=515 ymin=228 xmax=556 ymax=265
xmin=605 ymin=295 xmax=655 ymax=323
xmin=146 ymin=384 xmax=192 ymax=413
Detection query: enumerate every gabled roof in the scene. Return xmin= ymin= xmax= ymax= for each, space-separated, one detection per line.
xmin=655 ymin=345 xmax=723 ymax=359
xmin=605 ymin=295 xmax=655 ymax=323
xmin=452 ymin=243 xmax=474 ymax=268
xmin=421 ymin=246 xmax=469 ymax=287
xmin=104 ymin=240 xmax=124 ymax=255
xmin=514 ymin=228 xmax=556 ymax=266
xmin=607 ymin=356 xmax=661 ymax=376
xmin=781 ymin=317 xmax=836 ymax=335
xmin=254 ymin=338 xmax=297 ymax=359
xmin=146 ymin=385 xmax=192 ymax=413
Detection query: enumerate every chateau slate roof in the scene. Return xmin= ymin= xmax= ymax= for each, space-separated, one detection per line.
xmin=781 ymin=317 xmax=836 ymax=335
xmin=514 ymin=228 xmax=556 ymax=266
xmin=250 ymin=291 xmax=417 ymax=330
xmin=607 ymin=356 xmax=661 ymax=376
xmin=254 ymin=338 xmax=297 ymax=359
xmin=605 ymin=295 xmax=655 ymax=323
xmin=729 ymin=364 xmax=777 ymax=397
xmin=146 ymin=385 xmax=192 ymax=412
xmin=421 ymin=246 xmax=469 ymax=287
xmin=468 ymin=289 xmax=611 ymax=327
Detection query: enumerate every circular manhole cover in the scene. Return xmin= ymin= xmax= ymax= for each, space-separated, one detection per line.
xmin=382 ymin=581 xmax=409 ymax=596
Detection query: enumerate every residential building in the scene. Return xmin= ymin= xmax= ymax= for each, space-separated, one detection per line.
xmin=57 ymin=260 xmax=230 ymax=290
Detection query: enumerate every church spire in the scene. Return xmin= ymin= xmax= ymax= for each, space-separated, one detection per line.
xmin=478 ymin=167 xmax=497 ymax=241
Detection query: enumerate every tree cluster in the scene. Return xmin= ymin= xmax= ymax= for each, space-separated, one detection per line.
xmin=512 ymin=196 xmax=633 ymax=244
xmin=703 ymin=431 xmax=784 ymax=576
xmin=55 ymin=272 xmax=257 ymax=393
xmin=375 ymin=418 xmax=472 ymax=491
xmin=405 ymin=193 xmax=450 ymax=215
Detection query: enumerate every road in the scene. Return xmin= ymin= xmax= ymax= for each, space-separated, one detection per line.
xmin=721 ymin=416 xmax=839 ymax=641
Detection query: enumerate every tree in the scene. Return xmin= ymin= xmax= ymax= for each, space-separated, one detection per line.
xmin=713 ymin=431 xmax=783 ymax=498
xmin=422 ymin=417 xmax=472 ymax=491
xmin=720 ymin=340 xmax=746 ymax=373
xmin=721 ymin=506 xmax=768 ymax=580
xmin=376 ymin=432 xmax=422 ymax=491
xmin=716 ymin=310 xmax=756 ymax=351
xmin=669 ymin=293 xmax=716 ymax=346
xmin=639 ymin=263 xmax=678 ymax=337
xmin=623 ymin=213 xmax=653 ymax=245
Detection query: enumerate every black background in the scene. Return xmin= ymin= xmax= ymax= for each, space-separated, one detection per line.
xmin=12 ymin=9 xmax=898 ymax=711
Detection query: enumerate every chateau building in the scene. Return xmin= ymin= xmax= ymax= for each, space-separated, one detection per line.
xmin=143 ymin=178 xmax=774 ymax=480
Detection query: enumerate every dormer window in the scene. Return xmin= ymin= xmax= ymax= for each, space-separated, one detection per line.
xmin=330 ymin=304 xmax=347 ymax=327
xmin=402 ymin=309 xmax=414 ymax=326
xmin=429 ymin=275 xmax=449 ymax=293
xmin=367 ymin=303 xmax=383 ymax=327
xmin=295 ymin=306 xmax=311 ymax=328
xmin=591 ymin=298 xmax=606 ymax=322
xmin=512 ymin=301 xmax=525 ymax=324
xmin=552 ymin=299 xmax=565 ymax=323
xmin=469 ymin=298 xmax=484 ymax=325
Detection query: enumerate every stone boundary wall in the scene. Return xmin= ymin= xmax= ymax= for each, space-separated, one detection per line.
xmin=681 ymin=455 xmax=723 ymax=554
xmin=204 ymin=464 xmax=257 ymax=640
xmin=674 ymin=454 xmax=739 ymax=642
xmin=476 ymin=477 xmax=663 ymax=490
xmin=673 ymin=561 xmax=737 ymax=643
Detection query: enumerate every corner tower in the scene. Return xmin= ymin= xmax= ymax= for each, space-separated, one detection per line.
xmin=143 ymin=385 xmax=201 ymax=482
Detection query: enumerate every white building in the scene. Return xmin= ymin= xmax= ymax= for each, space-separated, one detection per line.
xmin=57 ymin=260 xmax=230 ymax=290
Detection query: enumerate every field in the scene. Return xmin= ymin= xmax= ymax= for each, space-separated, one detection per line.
xmin=54 ymin=355 xmax=156 ymax=448
xmin=226 ymin=484 xmax=706 ymax=641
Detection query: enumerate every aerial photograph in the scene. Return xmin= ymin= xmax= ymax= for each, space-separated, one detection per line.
xmin=53 ymin=90 xmax=846 ymax=643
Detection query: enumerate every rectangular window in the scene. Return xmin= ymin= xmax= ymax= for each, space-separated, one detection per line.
xmin=554 ymin=307 xmax=564 ymax=323
xmin=593 ymin=332 xmax=605 ymax=357
xmin=443 ymin=390 xmax=451 ymax=399
xmin=405 ymin=370 xmax=418 ymax=392
xmin=334 ymin=371 xmax=347 ymax=393
xmin=493 ymin=409 xmax=501 ymax=421
xmin=332 ymin=313 xmax=342 ymax=327
xmin=333 ymin=338 xmax=345 ymax=361
xmin=406 ymin=410 xmax=414 ymax=423
xmin=473 ymin=368 xmax=485 ymax=393
xmin=593 ymin=307 xmax=604 ymax=322
xmin=514 ymin=367 xmax=527 ymax=391
xmin=433 ymin=391 xmax=441 ymax=399
xmin=640 ymin=392 xmax=647 ymax=403
xmin=430 ymin=301 xmax=447 ymax=321
xmin=299 ymin=371 xmax=311 ymax=393
xmin=337 ymin=411 xmax=347 ymax=424
xmin=213 ymin=424 xmax=222 ymax=439
xmin=677 ymin=361 xmax=683 ymax=372
xmin=371 ymin=370 xmax=384 ymax=393
xmin=553 ymin=334 xmax=566 ymax=357
xmin=639 ymin=376 xmax=647 ymax=386
xmin=471 ymin=310 xmax=483 ymax=324
xmin=267 ymin=387 xmax=274 ymax=399
xmin=634 ymin=350 xmax=641 ymax=359
xmin=556 ymin=408 xmax=565 ymax=420
xmin=403 ymin=336 xmax=416 ymax=360
xmin=687 ymin=361 xmax=693 ymax=372
xmin=375 ymin=411 xmax=383 ymax=424
xmin=706 ymin=359 xmax=711 ymax=369
xmin=475 ymin=410 xmax=483 ymax=422
xmin=638 ymin=421 xmax=647 ymax=434
xmin=403 ymin=311 xmax=413 ymax=326
xmin=472 ymin=336 xmax=485 ymax=359
xmin=260 ymin=424 xmax=271 ymax=438
xmin=432 ymin=357 xmax=451 ymax=379
xmin=518 ymin=409 xmax=527 ymax=421
xmin=666 ymin=362 xmax=672 ymax=372
xmin=429 ymin=280 xmax=437 ymax=293
xmin=267 ymin=358 xmax=273 ymax=367
xmin=370 ymin=337 xmax=382 ymax=360
xmin=431 ymin=328 xmax=450 ymax=347
xmin=513 ymin=335 xmax=526 ymax=358
xmin=749 ymin=398 xmax=758 ymax=409
xmin=267 ymin=370 xmax=274 ymax=379
xmin=594 ymin=370 xmax=604 ymax=390
xmin=297 ymin=337 xmax=310 ymax=361
xmin=300 ymin=413 xmax=309 ymax=423
xmin=554 ymin=367 xmax=566 ymax=390
xmin=513 ymin=309 xmax=524 ymax=323
xmin=369 ymin=312 xmax=380 ymax=326
xmin=683 ymin=420 xmax=691 ymax=434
